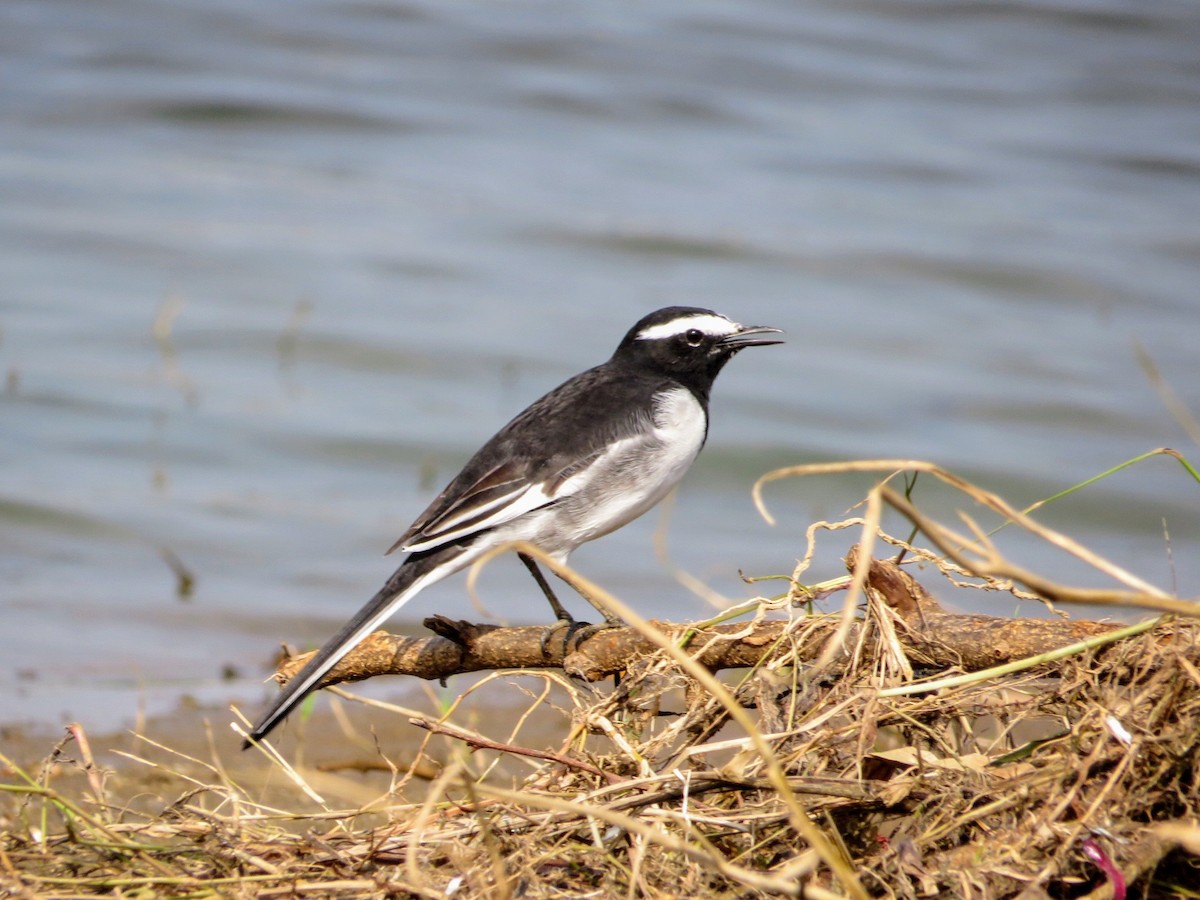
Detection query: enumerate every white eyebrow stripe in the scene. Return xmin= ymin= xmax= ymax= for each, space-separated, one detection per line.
xmin=635 ymin=313 xmax=739 ymax=342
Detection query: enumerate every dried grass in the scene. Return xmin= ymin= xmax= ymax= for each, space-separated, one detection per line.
xmin=4 ymin=461 xmax=1200 ymax=898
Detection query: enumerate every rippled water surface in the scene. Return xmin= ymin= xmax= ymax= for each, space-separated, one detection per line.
xmin=3 ymin=0 xmax=1199 ymax=728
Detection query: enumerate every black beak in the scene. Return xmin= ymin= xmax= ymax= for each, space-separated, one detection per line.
xmin=720 ymin=324 xmax=784 ymax=349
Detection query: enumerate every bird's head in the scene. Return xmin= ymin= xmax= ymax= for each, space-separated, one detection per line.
xmin=615 ymin=306 xmax=783 ymax=386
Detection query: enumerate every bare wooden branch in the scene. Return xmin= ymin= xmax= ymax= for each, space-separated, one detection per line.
xmin=844 ymin=545 xmax=1119 ymax=670
xmin=270 ymin=551 xmax=1126 ymax=693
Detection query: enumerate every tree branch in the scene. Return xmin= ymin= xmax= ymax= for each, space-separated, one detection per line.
xmin=269 ymin=550 xmax=1123 ymax=693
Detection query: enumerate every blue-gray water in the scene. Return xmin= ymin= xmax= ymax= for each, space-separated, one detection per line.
xmin=3 ymin=0 xmax=1199 ymax=730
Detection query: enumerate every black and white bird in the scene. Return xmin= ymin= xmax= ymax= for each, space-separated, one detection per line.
xmin=244 ymin=306 xmax=781 ymax=745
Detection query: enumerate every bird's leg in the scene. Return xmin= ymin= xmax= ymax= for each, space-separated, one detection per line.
xmin=519 ymin=552 xmax=574 ymax=622
xmin=519 ymin=553 xmax=627 ymax=658
xmin=548 ymin=563 xmax=627 ymax=656
xmin=519 ymin=553 xmax=591 ymax=657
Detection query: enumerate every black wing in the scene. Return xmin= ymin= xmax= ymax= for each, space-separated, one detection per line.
xmin=387 ymin=361 xmax=665 ymax=554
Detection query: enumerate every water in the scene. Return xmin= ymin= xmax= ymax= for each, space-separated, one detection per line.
xmin=3 ymin=0 xmax=1199 ymax=730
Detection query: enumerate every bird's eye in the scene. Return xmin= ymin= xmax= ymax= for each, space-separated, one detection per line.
xmin=685 ymin=328 xmax=704 ymax=346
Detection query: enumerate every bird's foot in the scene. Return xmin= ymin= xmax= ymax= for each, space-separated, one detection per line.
xmin=561 ymin=614 xmax=626 ymax=654
xmin=539 ymin=614 xmax=626 ymax=659
xmin=540 ymin=616 xmax=589 ymax=659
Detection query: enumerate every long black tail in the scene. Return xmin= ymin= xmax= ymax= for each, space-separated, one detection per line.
xmin=243 ymin=544 xmax=466 ymax=747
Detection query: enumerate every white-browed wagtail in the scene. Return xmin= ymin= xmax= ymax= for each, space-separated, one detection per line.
xmin=244 ymin=306 xmax=781 ymax=745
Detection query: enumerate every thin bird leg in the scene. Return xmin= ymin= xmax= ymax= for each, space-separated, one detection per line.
xmin=518 ymin=552 xmax=575 ymax=623
xmin=519 ymin=553 xmax=626 ymax=657
xmin=519 ymin=553 xmax=590 ymax=658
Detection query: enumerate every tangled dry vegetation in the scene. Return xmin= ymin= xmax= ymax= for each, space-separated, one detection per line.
xmin=3 ymin=458 xmax=1200 ymax=898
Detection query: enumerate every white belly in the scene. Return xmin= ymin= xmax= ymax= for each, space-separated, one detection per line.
xmin=517 ymin=386 xmax=707 ymax=556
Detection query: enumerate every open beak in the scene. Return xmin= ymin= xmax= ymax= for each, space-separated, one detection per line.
xmin=721 ymin=324 xmax=784 ymax=349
